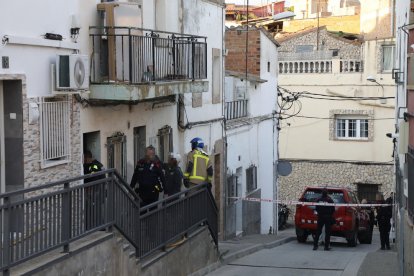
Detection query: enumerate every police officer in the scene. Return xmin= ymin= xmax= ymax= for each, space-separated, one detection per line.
xmin=83 ymin=150 xmax=105 ymax=230
xmin=313 ymin=189 xmax=335 ymax=251
xmin=163 ymin=153 xmax=183 ymax=200
xmin=130 ymin=146 xmax=165 ymax=207
xmin=184 ymin=138 xmax=213 ymax=190
xmin=376 ymin=193 xmax=392 ymax=250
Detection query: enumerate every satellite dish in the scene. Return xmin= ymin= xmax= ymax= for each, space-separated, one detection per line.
xmin=74 ymin=58 xmax=86 ymax=88
xmin=277 ymin=161 xmax=292 ymax=176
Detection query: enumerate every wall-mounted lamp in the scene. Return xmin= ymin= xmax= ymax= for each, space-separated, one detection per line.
xmin=70 ymin=15 xmax=80 ymax=42
xmin=367 ymin=76 xmax=386 ymax=104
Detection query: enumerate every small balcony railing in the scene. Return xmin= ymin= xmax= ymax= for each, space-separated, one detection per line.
xmin=225 ymin=100 xmax=248 ymax=120
xmin=278 ymin=59 xmax=364 ymax=74
xmin=279 ymin=60 xmax=332 ymax=74
xmin=340 ymin=60 xmax=364 ymax=73
xmin=90 ymin=27 xmax=207 ymax=85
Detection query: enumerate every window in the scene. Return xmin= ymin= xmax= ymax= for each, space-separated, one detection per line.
xmin=227 ymin=174 xmax=239 ymax=205
xmin=357 ymin=184 xmax=379 ymax=202
xmin=295 ymin=45 xmax=313 ymax=53
xmin=39 ymin=98 xmax=70 ymax=168
xmin=336 ymin=117 xmax=369 ymax=140
xmin=381 ymin=45 xmax=395 ymax=72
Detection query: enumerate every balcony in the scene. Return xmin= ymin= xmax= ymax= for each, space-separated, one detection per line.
xmin=225 ymin=100 xmax=248 ymax=120
xmin=89 ymin=27 xmax=208 ymax=102
xmin=278 ymin=58 xmax=363 ymax=74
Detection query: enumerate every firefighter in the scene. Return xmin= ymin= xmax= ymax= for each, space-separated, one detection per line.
xmin=184 ymin=137 xmax=213 ymax=190
xmin=130 ymin=146 xmax=165 ymax=207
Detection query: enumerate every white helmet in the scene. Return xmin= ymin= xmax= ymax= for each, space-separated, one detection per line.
xmin=169 ymin=152 xmax=181 ymax=163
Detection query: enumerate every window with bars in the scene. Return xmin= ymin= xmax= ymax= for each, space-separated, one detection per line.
xmin=39 ymin=99 xmax=71 ymax=168
xmin=336 ymin=117 xmax=369 ymax=140
xmin=246 ymin=165 xmax=257 ymax=194
xmin=357 ymin=184 xmax=379 ymax=202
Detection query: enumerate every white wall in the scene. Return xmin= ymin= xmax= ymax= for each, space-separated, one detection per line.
xmin=225 ymin=31 xmax=279 ymax=233
xmin=0 ymin=0 xmax=99 ymax=97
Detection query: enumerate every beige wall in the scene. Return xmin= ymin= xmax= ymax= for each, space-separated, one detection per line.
xmin=279 ymin=72 xmax=395 ymax=163
xmin=360 ymin=0 xmax=393 ymax=40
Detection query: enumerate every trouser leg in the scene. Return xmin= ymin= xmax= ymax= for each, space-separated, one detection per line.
xmin=314 ymin=219 xmax=323 ymax=248
xmin=379 ymin=229 xmax=386 ymax=248
xmin=324 ymin=220 xmax=332 ymax=248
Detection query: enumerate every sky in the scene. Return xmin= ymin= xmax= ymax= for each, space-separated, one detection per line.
xmin=225 ymin=0 xmax=291 ymax=5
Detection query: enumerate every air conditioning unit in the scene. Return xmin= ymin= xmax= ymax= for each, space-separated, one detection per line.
xmin=56 ymin=54 xmax=89 ymax=90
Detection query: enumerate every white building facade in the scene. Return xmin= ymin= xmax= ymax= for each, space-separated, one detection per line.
xmin=0 ymin=0 xmax=227 ymax=229
xmin=224 ymin=27 xmax=279 ymax=235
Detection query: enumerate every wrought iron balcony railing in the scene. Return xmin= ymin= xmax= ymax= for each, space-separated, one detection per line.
xmin=90 ymin=27 xmax=207 ymax=85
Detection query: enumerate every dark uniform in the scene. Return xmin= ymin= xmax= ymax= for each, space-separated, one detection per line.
xmin=313 ymin=192 xmax=335 ymax=250
xmin=376 ymin=199 xmax=392 ymax=249
xmin=164 ymin=165 xmax=183 ymax=197
xmin=130 ymin=159 xmax=165 ymax=207
xmin=83 ymin=159 xmax=104 ymax=230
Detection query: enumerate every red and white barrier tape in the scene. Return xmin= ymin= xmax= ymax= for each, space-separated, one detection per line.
xmin=227 ymin=197 xmax=393 ymax=207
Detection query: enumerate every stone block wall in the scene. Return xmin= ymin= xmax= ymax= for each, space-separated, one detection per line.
xmin=5 ymin=75 xmax=83 ymax=190
xmin=225 ymin=27 xmax=261 ymax=77
xmin=278 ymin=28 xmax=362 ymax=60
xmin=278 ymin=159 xmax=394 ymax=206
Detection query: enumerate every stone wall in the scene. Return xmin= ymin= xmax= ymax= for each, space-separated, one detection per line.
xmin=278 ymin=28 xmax=362 ymax=60
xmin=24 ymin=93 xmax=82 ymax=189
xmin=26 ymin=228 xmax=218 ymax=276
xmin=1 ymin=75 xmax=82 ymax=190
xmin=225 ymin=27 xmax=261 ymax=77
xmin=278 ymin=159 xmax=395 ymax=205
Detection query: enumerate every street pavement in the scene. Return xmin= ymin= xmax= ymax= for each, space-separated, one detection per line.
xmin=207 ymin=227 xmax=398 ymax=276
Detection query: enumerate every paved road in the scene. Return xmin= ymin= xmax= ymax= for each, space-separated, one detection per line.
xmin=209 ymin=233 xmax=386 ymax=276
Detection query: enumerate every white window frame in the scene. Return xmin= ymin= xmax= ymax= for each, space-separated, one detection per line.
xmin=381 ymin=45 xmax=395 ymax=72
xmin=39 ymin=98 xmax=71 ymax=168
xmin=335 ymin=116 xmax=369 ymax=140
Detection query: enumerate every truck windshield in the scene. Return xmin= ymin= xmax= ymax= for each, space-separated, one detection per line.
xmin=302 ymin=190 xmax=345 ymax=203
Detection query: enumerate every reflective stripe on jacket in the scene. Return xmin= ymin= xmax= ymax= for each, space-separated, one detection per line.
xmin=184 ymin=149 xmax=213 ymax=184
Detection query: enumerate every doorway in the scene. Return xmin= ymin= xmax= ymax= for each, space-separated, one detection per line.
xmin=0 ymin=80 xmax=24 ymax=194
xmin=235 ymin=167 xmax=243 ymax=236
xmin=83 ymin=131 xmax=101 ymax=163
xmin=133 ymin=126 xmax=146 ymax=165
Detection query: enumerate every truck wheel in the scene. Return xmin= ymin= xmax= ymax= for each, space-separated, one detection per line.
xmin=296 ymin=227 xmax=308 ymax=243
xmin=347 ymin=229 xmax=358 ymax=247
xmin=358 ymin=226 xmax=373 ymax=244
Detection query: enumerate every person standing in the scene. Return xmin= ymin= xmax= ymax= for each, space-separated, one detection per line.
xmin=184 ymin=137 xmax=213 ymax=190
xmin=130 ymin=146 xmax=165 ymax=207
xmin=376 ymin=193 xmax=392 ymax=250
xmin=164 ymin=153 xmax=183 ymax=200
xmin=313 ymin=189 xmax=335 ymax=251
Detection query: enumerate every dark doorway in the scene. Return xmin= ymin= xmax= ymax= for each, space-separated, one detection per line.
xmin=83 ymin=131 xmax=101 ymax=162
xmin=133 ymin=126 xmax=146 ymax=165
xmin=1 ymin=80 xmax=24 ymax=194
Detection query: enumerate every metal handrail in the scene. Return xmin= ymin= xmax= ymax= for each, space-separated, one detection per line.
xmin=0 ymin=169 xmax=218 ymax=274
xmin=89 ymin=26 xmax=207 ymax=40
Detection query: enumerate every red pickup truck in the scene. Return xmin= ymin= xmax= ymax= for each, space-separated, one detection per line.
xmin=294 ymin=187 xmax=374 ymax=247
